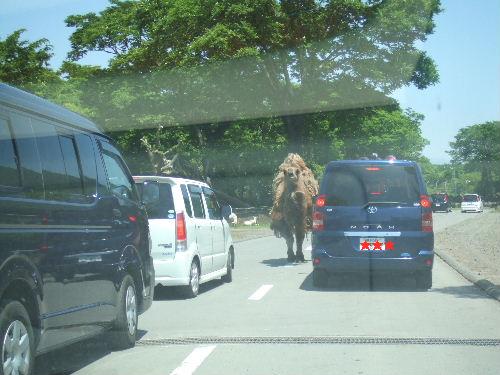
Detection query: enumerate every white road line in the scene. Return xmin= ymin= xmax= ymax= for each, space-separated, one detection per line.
xmin=304 ymin=245 xmax=312 ymax=251
xmin=170 ymin=345 xmax=216 ymax=375
xmin=248 ymin=284 xmax=273 ymax=300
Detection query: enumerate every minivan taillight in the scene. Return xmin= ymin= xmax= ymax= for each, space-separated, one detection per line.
xmin=312 ymin=211 xmax=325 ymax=231
xmin=420 ymin=195 xmax=431 ymax=208
xmin=176 ymin=212 xmax=187 ymax=251
xmin=316 ymin=194 xmax=327 ymax=207
xmin=422 ymin=211 xmax=433 ymax=232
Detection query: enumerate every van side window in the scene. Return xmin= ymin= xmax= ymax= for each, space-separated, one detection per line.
xmin=10 ymin=114 xmax=43 ymax=199
xmin=180 ymin=184 xmax=193 ymax=217
xmin=34 ymin=120 xmax=67 ymax=199
xmin=100 ymin=140 xmax=137 ymax=202
xmin=202 ymin=187 xmax=221 ymax=220
xmin=59 ymin=134 xmax=84 ymax=196
xmin=0 ymin=118 xmax=20 ymax=188
xmin=188 ymin=184 xmax=206 ymax=219
xmin=75 ymin=133 xmax=98 ymax=198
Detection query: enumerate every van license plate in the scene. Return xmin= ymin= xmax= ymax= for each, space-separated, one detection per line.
xmin=360 ymin=238 xmax=385 ymax=251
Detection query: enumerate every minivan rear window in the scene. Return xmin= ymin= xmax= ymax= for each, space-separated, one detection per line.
xmin=321 ymin=164 xmax=420 ymax=206
xmin=135 ymin=181 xmax=175 ymax=219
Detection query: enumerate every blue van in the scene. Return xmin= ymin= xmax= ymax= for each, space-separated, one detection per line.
xmin=0 ymin=84 xmax=154 ymax=374
xmin=311 ymin=159 xmax=434 ymax=289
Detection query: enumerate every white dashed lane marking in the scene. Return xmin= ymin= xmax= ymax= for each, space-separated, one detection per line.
xmin=248 ymin=284 xmax=274 ymax=301
xmin=169 ymin=345 xmax=216 ymax=375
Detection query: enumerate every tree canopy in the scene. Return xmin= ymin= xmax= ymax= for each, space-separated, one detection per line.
xmin=449 ymin=121 xmax=500 ymax=199
xmin=0 ymin=29 xmax=58 ymax=86
xmin=1 ymin=0 xmax=447 ymax=206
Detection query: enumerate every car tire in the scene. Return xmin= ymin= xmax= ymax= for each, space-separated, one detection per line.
xmin=312 ymin=269 xmax=329 ymax=288
xmin=416 ymin=270 xmax=432 ymax=290
xmin=0 ymin=300 xmax=35 ymax=375
xmin=222 ymin=251 xmax=233 ymax=283
xmin=109 ymin=275 xmax=138 ymax=350
xmin=182 ymin=260 xmax=200 ymax=298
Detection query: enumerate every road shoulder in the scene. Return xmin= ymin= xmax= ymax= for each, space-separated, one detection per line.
xmin=434 ymin=211 xmax=500 ymax=302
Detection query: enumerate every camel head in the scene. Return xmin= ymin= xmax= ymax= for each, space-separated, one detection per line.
xmin=283 ymin=166 xmax=301 ymax=188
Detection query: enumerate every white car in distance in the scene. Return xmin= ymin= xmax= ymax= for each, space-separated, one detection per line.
xmin=134 ymin=176 xmax=235 ymax=297
xmin=461 ymin=193 xmax=484 ymax=213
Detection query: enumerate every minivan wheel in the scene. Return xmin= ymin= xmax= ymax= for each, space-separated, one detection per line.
xmin=312 ymin=269 xmax=329 ymax=288
xmin=109 ymin=275 xmax=137 ymax=350
xmin=416 ymin=270 xmax=432 ymax=290
xmin=182 ymin=261 xmax=200 ymax=298
xmin=222 ymin=251 xmax=233 ymax=283
xmin=0 ymin=300 xmax=34 ymax=375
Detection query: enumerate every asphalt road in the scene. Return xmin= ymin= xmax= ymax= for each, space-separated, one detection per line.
xmin=37 ymin=211 xmax=500 ymax=375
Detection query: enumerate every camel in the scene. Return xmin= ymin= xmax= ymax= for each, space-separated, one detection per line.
xmin=270 ymin=154 xmax=319 ymax=262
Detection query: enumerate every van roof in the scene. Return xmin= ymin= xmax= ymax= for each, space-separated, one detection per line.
xmin=133 ymin=175 xmax=209 ymax=187
xmin=325 ymin=159 xmax=416 ymax=171
xmin=0 ymin=83 xmax=103 ymax=134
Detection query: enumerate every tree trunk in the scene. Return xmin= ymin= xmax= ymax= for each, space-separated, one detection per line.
xmin=284 ymin=114 xmax=305 ymax=154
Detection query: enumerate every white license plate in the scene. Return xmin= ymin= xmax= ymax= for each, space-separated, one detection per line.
xmin=360 ymin=237 xmax=386 ymax=251
xmin=435 ymin=203 xmax=440 ymax=206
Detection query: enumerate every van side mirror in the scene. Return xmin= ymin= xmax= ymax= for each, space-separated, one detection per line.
xmin=221 ymin=205 xmax=232 ymax=220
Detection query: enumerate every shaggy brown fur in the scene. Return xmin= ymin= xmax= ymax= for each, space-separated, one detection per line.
xmin=270 ymin=154 xmax=319 ymax=262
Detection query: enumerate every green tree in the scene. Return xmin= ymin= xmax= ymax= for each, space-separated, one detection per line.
xmin=449 ymin=121 xmax=500 ymax=200
xmin=0 ymin=29 xmax=58 ymax=86
xmin=65 ymin=0 xmax=441 ymax=145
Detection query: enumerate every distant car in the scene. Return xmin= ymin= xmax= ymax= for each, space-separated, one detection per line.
xmin=461 ymin=194 xmax=484 ymax=213
xmin=311 ymin=159 xmax=434 ymax=290
xmin=431 ymin=193 xmax=452 ymax=212
xmin=0 ymin=84 xmax=154 ymax=374
xmin=134 ymin=176 xmax=234 ymax=297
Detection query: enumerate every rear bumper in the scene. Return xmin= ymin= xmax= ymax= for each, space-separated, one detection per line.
xmin=461 ymin=206 xmax=481 ymax=212
xmin=312 ymin=249 xmax=434 ymax=274
xmin=153 ymin=252 xmax=192 ymax=286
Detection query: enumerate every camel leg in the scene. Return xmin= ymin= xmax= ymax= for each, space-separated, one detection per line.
xmin=295 ymin=227 xmax=305 ymax=262
xmin=282 ymin=225 xmax=295 ymax=262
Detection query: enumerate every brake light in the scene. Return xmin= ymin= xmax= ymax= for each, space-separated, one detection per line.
xmin=366 ymin=167 xmax=381 ymax=171
xmin=422 ymin=211 xmax=433 ymax=232
xmin=316 ymin=195 xmax=327 ymax=207
xmin=312 ymin=211 xmax=324 ymax=231
xmin=176 ymin=212 xmax=188 ymax=251
xmin=420 ymin=195 xmax=431 ymax=208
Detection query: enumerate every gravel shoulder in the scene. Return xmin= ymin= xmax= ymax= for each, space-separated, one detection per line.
xmin=230 ymin=226 xmax=273 ymax=242
xmin=435 ymin=210 xmax=500 ymax=286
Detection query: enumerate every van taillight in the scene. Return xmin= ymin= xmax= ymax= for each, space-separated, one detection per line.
xmin=420 ymin=195 xmax=431 ymax=208
xmin=316 ymin=195 xmax=327 ymax=208
xmin=422 ymin=212 xmax=433 ymax=232
xmin=176 ymin=212 xmax=187 ymax=251
xmin=312 ymin=211 xmax=325 ymax=231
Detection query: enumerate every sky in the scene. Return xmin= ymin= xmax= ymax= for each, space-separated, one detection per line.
xmin=1 ymin=0 xmax=499 ymax=164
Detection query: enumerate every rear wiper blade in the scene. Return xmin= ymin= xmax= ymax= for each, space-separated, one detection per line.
xmin=362 ymin=201 xmax=402 ymax=208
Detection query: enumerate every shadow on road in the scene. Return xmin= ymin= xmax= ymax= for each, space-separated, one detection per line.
xmin=34 ymin=330 xmax=147 ymax=375
xmin=261 ymin=257 xmax=310 ymax=267
xmin=154 ymin=279 xmax=225 ymax=301
xmin=262 ymin=258 xmax=295 ymax=267
xmin=431 ymin=284 xmax=497 ymax=299
xmin=299 ymin=272 xmax=419 ymax=292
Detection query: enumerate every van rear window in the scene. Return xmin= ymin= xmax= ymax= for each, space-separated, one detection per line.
xmin=463 ymin=194 xmax=478 ymax=202
xmin=321 ymin=165 xmax=420 ymax=206
xmin=135 ymin=181 xmax=175 ymax=219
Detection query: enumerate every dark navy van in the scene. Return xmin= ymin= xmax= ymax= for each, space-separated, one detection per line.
xmin=311 ymin=159 xmax=434 ymax=289
xmin=0 ymin=84 xmax=154 ymax=374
